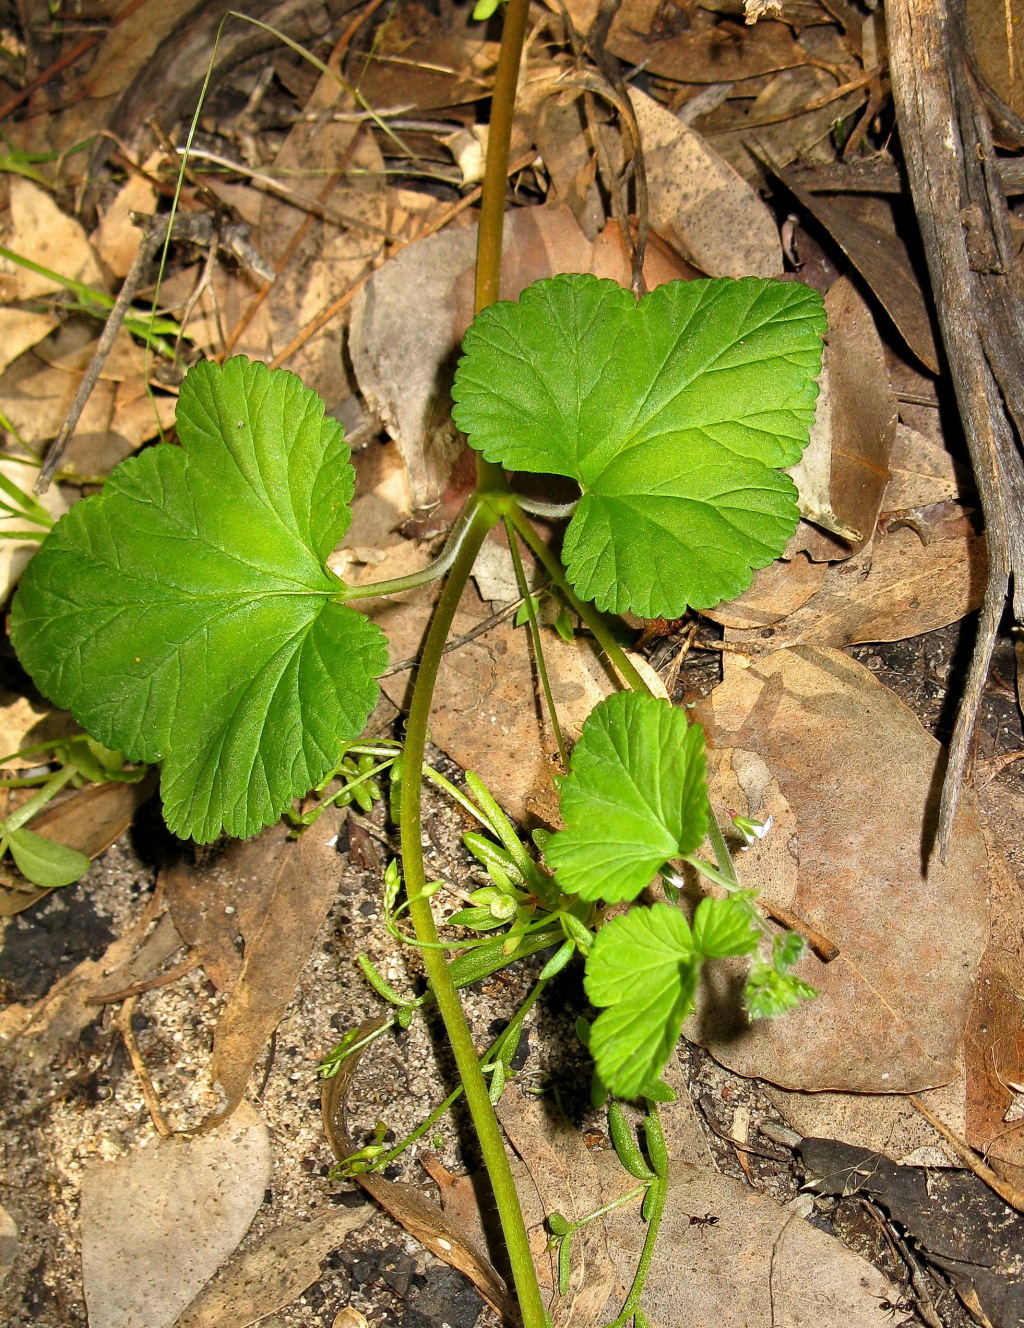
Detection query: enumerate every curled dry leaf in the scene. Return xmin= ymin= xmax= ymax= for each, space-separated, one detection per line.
xmin=320 ymin=1018 xmax=517 ymax=1321
xmin=779 ymin=174 xmax=940 ymax=373
xmin=787 ymin=277 xmax=897 ymax=549
xmin=595 ymin=1155 xmax=900 ymax=1327
xmin=81 ymin=1102 xmax=271 ymax=1328
xmin=688 ymin=647 xmax=990 ymax=1092
xmin=629 ymin=88 xmax=781 ymax=279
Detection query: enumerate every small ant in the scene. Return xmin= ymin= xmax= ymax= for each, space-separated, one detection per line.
xmin=687 ymin=1212 xmax=719 ymax=1228
xmin=875 ymin=1295 xmax=915 ymax=1323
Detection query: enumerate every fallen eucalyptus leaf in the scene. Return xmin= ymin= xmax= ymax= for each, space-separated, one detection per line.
xmin=81 ymin=1101 xmax=271 ymax=1328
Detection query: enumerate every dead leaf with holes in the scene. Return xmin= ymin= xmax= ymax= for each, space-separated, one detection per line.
xmin=686 ymin=647 xmax=991 ymax=1092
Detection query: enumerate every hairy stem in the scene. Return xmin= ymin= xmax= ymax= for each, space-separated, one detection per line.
xmin=399 ymin=499 xmax=548 ymax=1328
xmin=508 ymin=505 xmax=649 ymax=694
xmin=506 ymin=516 xmax=567 ymax=767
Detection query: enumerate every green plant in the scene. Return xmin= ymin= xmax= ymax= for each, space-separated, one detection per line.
xmin=7 ymin=4 xmax=827 ymax=1321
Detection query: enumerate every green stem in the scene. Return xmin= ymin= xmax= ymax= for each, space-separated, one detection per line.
xmin=506 ymin=516 xmax=567 ymax=767
xmin=605 ymin=1176 xmax=667 ymax=1328
xmin=508 ymin=506 xmax=650 ymax=695
xmin=399 ymin=499 xmax=548 ymax=1328
xmin=4 ymin=764 xmax=76 ymax=832
xmin=704 ymin=812 xmax=741 ymax=887
xmin=335 ymin=497 xmax=481 ymax=602
xmin=566 ymin=1182 xmax=648 ymax=1235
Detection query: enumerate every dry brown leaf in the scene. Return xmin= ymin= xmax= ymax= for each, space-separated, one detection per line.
xmin=91 ymin=170 xmax=159 ymax=279
xmin=256 ymin=62 xmax=388 ymax=403
xmin=702 ymin=551 xmax=827 ymax=629
xmin=629 ymin=88 xmax=781 ymax=278
xmin=779 ymin=175 xmax=940 ymax=373
xmin=200 ymin=807 xmax=345 ymax=1125
xmin=788 ymin=276 xmax=897 ymax=548
xmin=81 ymin=1101 xmax=271 ymax=1328
xmin=687 ymin=647 xmax=990 ymax=1092
xmin=497 ymin=1086 xmax=616 ymax=1328
xmin=321 ymin=1018 xmax=516 ymax=1320
xmin=596 ymin=1156 xmax=900 ymax=1327
xmin=351 ymin=36 xmax=498 ymax=111
xmin=963 ymin=782 xmax=1024 ymax=1189
xmin=4 ymin=178 xmax=106 ymax=298
xmin=33 ymin=318 xmax=145 ymax=381
xmin=967 ymin=0 xmax=1024 ymax=121
xmin=724 ymin=522 xmax=986 ymax=649
xmin=566 ymin=0 xmax=809 ymax=82
xmin=0 ymin=356 xmax=116 ymax=445
xmin=368 ymin=554 xmax=616 ymax=823
xmin=763 ymin=1074 xmax=968 ymax=1169
xmin=710 ymin=66 xmax=866 ymax=179
xmin=174 ymin=1207 xmax=371 ymax=1328
xmin=882 ymin=422 xmax=966 ymax=511
xmin=350 ymin=206 xmax=593 ymax=510
xmin=0 ymin=310 xmax=59 ymax=376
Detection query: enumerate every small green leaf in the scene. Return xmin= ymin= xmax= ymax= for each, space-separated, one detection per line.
xmin=472 ymin=0 xmax=502 ymax=16
xmin=545 ymin=692 xmax=708 ymax=903
xmin=7 ymin=826 xmax=90 ymax=888
xmin=452 ymin=273 xmax=826 ymax=617
xmin=448 ymin=906 xmax=506 ymax=931
xmin=584 ymin=902 xmax=699 ymax=1100
xmin=772 ymin=930 xmax=806 ymax=972
xmin=744 ymin=963 xmax=818 ymax=1018
xmin=10 ymin=357 xmax=388 ymax=842
xmin=547 ymin=1211 xmax=572 ymax=1237
xmin=692 ymin=896 xmax=760 ymax=958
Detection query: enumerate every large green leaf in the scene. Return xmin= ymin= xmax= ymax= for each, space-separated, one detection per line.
xmin=11 ymin=357 xmax=388 ymax=842
xmin=584 ymin=902 xmax=700 ymax=1099
xmin=452 ymin=273 xmax=826 ymax=617
xmin=544 ymin=691 xmax=708 ymax=903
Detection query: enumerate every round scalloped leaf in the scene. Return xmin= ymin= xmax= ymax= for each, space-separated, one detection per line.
xmin=11 ymin=357 xmax=388 ymax=843
xmin=452 ymin=273 xmax=826 ymax=617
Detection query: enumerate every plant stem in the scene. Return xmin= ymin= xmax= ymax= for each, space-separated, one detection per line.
xmin=475 ymin=0 xmax=531 ymax=313
xmin=704 ymin=812 xmax=741 ymax=887
xmin=508 ymin=505 xmax=649 ymax=694
xmin=506 ymin=516 xmax=567 ymax=767
xmin=335 ymin=497 xmax=481 ymax=602
xmin=399 ymin=499 xmax=548 ymax=1328
xmin=4 ymin=764 xmax=77 ymax=832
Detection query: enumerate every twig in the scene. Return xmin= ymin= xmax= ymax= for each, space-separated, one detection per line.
xmin=760 ymin=900 xmax=840 ymax=963
xmin=87 ymin=955 xmax=200 ymax=1005
xmin=178 ymin=146 xmax=403 ymax=242
xmin=888 ymin=0 xmax=1024 ymax=858
xmin=35 ymin=212 xmax=208 ymax=493
xmin=36 ymin=220 xmax=160 ymax=492
xmin=380 ymin=595 xmax=527 ymax=677
xmin=662 ymin=621 xmax=698 ymax=696
xmin=910 ymin=1096 xmax=1024 ymax=1213
xmin=268 ymin=148 xmax=537 ymax=370
xmin=115 ymin=995 xmax=172 ymax=1137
